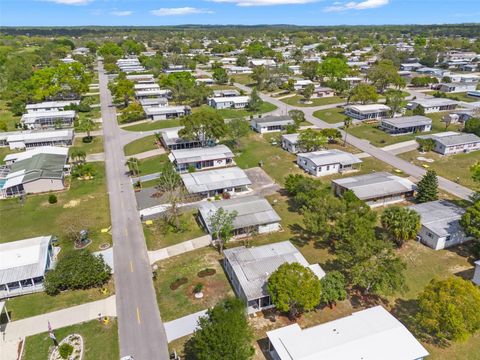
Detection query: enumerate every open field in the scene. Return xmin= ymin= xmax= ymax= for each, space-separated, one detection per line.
xmin=231 ymin=74 xmax=255 ymax=86
xmin=23 ymin=319 xmax=119 ymax=360
xmin=313 ymin=107 xmax=347 ymax=124
xmin=153 ymin=247 xmax=234 ymax=321
xmin=124 ymin=135 xmax=158 ymax=156
xmin=143 ymin=210 xmax=206 ymax=250
xmin=399 ymin=149 xmax=480 ymax=191
xmin=0 ymin=162 xmax=111 ymax=247
xmin=122 ymin=119 xmax=181 ymax=132
xmin=235 ymin=133 xmax=303 ymax=185
xmin=281 ymin=95 xmax=344 ymax=107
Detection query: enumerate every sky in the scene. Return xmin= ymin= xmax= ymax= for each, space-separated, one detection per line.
xmin=1 ymin=0 xmax=480 ymax=27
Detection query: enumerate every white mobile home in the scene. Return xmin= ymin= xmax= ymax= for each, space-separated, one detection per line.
xmin=0 ymin=236 xmax=56 ymax=299
xmin=417 ymin=132 xmax=480 ymax=155
xmin=406 ymin=98 xmax=459 ymax=113
xmin=267 ymin=306 xmax=429 ymax=360
xmin=380 ymin=115 xmax=432 ymax=135
xmin=21 ymin=110 xmax=76 ymax=130
xmin=180 ymin=166 xmax=251 ymax=197
xmin=332 ymin=172 xmax=416 ymax=208
xmin=2 ymin=129 xmax=74 ymax=150
xmin=144 ymin=106 xmax=190 ymax=120
xmin=26 ymin=100 xmax=80 ymax=113
xmin=207 ymin=96 xmax=250 ymax=109
xmin=223 ymin=241 xmax=325 ymax=313
xmin=344 ymin=104 xmax=391 ymax=120
xmin=409 ymin=200 xmax=470 ymax=250
xmin=297 ymin=149 xmax=362 ymax=177
xmin=251 ymin=116 xmax=294 ymax=133
xmin=281 ymin=133 xmax=300 ymax=153
xmin=168 ymin=145 xmax=234 ymax=173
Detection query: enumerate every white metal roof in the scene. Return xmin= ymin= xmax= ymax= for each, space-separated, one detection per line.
xmin=409 ymin=98 xmax=459 ymax=108
xmin=409 ymin=200 xmax=466 ymax=238
xmin=26 ymin=100 xmax=80 ymax=112
xmin=209 ymin=96 xmax=250 ymax=104
xmin=7 ymin=129 xmax=74 ymax=143
xmin=381 ymin=115 xmax=432 ymax=129
xmin=21 ymin=110 xmax=76 ymax=124
xmin=144 ymin=105 xmax=188 ymax=116
xmin=298 ymin=149 xmax=362 ymax=167
xmin=332 ymin=172 xmax=415 ymax=200
xmin=345 ymin=104 xmax=391 ymax=113
xmin=180 ymin=166 xmax=251 ymax=194
xmin=0 ymin=236 xmax=53 ymax=285
xmin=267 ymin=306 xmax=429 ymax=360
xmin=169 ymin=144 xmax=233 ymax=164
xmin=223 ymin=241 xmax=325 ymax=300
xmin=4 ymin=146 xmax=69 ymax=163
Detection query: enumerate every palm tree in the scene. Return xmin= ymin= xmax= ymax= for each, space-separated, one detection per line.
xmin=125 ymin=157 xmax=139 ymax=176
xmin=343 ymin=117 xmax=352 ymax=147
xmin=79 ymin=116 xmax=96 ymax=141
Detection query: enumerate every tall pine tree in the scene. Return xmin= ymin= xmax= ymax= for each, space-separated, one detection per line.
xmin=416 ymin=170 xmax=438 ymax=203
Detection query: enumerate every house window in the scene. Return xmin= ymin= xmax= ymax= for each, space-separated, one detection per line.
xmin=427 ymin=232 xmax=433 ymax=238
xmin=445 ymin=235 xmax=452 ymax=242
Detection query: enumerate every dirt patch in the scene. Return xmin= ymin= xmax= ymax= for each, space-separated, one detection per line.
xmin=64 ymin=199 xmax=81 ymax=208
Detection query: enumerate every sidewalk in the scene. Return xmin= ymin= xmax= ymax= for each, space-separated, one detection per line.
xmin=148 ymin=235 xmax=212 ymax=264
xmin=164 ymin=309 xmax=207 ymax=342
xmin=86 ymin=152 xmax=105 ymax=162
xmin=132 ymin=148 xmax=165 ymax=160
xmin=0 ymin=296 xmax=116 ymax=360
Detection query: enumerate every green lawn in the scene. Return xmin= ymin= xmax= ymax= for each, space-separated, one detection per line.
xmin=0 ymin=100 xmax=20 ymax=131
xmin=425 ymin=91 xmax=479 ymax=103
xmin=231 ymin=74 xmax=255 ymax=86
xmin=137 ymin=154 xmax=168 ymax=175
xmin=235 ymin=133 xmax=304 ymax=185
xmin=72 ymin=136 xmax=104 ymax=154
xmin=5 ymin=282 xmax=114 ymax=321
xmin=153 ymin=247 xmax=234 ymax=321
xmin=124 ymin=135 xmax=159 ymax=156
xmin=122 ymin=119 xmax=181 ymax=132
xmin=23 ymin=319 xmax=119 ymax=360
xmin=281 ymin=95 xmax=344 ymax=107
xmin=140 ymin=178 xmax=159 ymax=189
xmin=399 ymin=149 xmax=480 ymax=191
xmin=143 ymin=211 xmax=206 ymax=250
xmin=313 ymin=107 xmax=347 ymax=124
xmin=0 ymin=162 xmax=111 ymax=247
xmin=217 ymin=101 xmax=277 ymax=119
xmin=0 ymin=147 xmax=21 ymax=165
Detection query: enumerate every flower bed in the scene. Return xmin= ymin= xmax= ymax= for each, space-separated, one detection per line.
xmin=49 ymin=333 xmax=84 ymax=360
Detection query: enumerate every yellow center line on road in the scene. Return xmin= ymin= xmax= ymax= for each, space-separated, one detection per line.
xmin=136 ymin=307 xmax=141 ymax=324
xmin=130 ymin=261 xmax=134 ymax=272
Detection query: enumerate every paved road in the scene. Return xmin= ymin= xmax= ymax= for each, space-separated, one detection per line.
xmin=99 ymin=60 xmax=169 ymax=359
xmin=234 ymin=82 xmax=475 ymax=200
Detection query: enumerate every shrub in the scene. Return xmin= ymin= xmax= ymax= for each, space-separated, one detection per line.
xmin=170 ymin=277 xmax=188 ymax=290
xmin=48 ymin=194 xmax=58 ymax=204
xmin=82 ymin=136 xmax=93 ymax=143
xmin=44 ymin=250 xmax=111 ymax=295
xmin=197 ymin=268 xmax=216 ymax=278
xmin=194 ymin=283 xmax=204 ymax=294
xmin=59 ymin=343 xmax=74 ymax=359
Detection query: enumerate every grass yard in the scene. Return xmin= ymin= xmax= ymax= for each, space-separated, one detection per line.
xmin=399 ymin=149 xmax=480 ymax=191
xmin=153 ymin=247 xmax=234 ymax=321
xmin=424 ymin=91 xmax=479 ymax=103
xmin=231 ymin=74 xmax=255 ymax=86
xmin=143 ymin=210 xmax=206 ymax=250
xmin=0 ymin=162 xmax=111 ymax=247
xmin=0 ymin=147 xmax=21 ymax=164
xmin=313 ymin=107 xmax=347 ymax=124
xmin=122 ymin=119 xmax=181 ymax=132
xmin=217 ymin=101 xmax=277 ymax=119
xmin=23 ymin=319 xmax=119 ymax=360
xmin=72 ymin=136 xmax=104 ymax=154
xmin=124 ymin=135 xmax=159 ymax=156
xmin=140 ymin=178 xmax=159 ymax=188
xmin=0 ymin=100 xmax=20 ymax=131
xmin=281 ymin=95 xmax=344 ymax=107
xmin=5 ymin=281 xmax=114 ymax=321
xmin=235 ymin=133 xmax=304 ymax=185
xmin=137 ymin=154 xmax=168 ymax=175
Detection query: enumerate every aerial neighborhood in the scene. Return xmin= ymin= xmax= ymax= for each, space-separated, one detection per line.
xmin=0 ymin=15 xmax=480 ymax=360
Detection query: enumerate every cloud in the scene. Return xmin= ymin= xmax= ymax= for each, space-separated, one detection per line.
xmin=150 ymin=7 xmax=214 ymax=16
xmin=110 ymin=10 xmax=133 ymax=16
xmin=211 ymin=0 xmax=318 ymax=6
xmin=324 ymin=0 xmax=388 ymax=12
xmin=44 ymin=0 xmax=93 ymax=4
